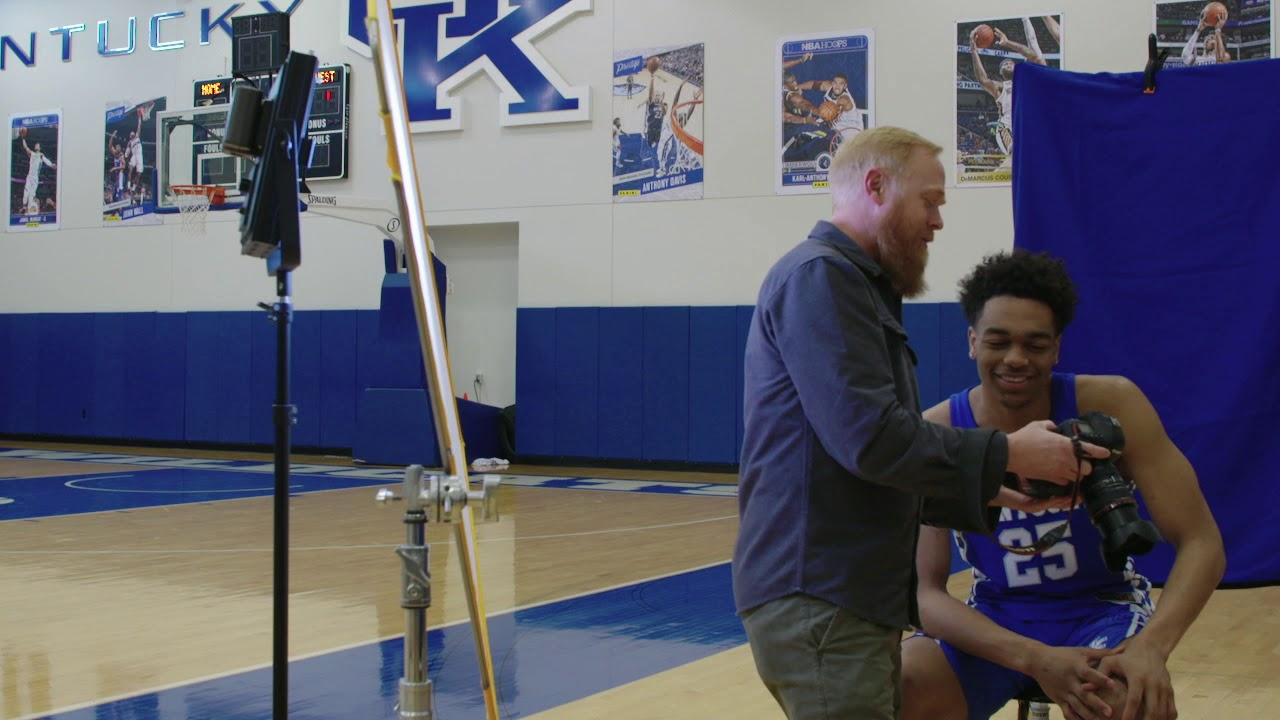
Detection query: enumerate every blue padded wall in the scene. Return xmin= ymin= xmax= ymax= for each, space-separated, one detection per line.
xmin=513 ymin=302 xmax=975 ymax=464
xmin=0 ymin=302 xmax=974 ymax=463
xmin=1 ymin=310 xmax=357 ymax=448
xmin=642 ymin=307 xmax=690 ymax=461
xmin=939 ymin=303 xmax=977 ymax=403
xmin=37 ymin=314 xmax=95 ymax=437
xmin=248 ymin=312 xmax=277 ymax=445
xmin=149 ymin=314 xmax=188 ymax=441
xmin=291 ymin=311 xmax=323 ymax=448
xmin=91 ymin=314 xmax=186 ymax=442
xmin=688 ymin=307 xmax=737 ymax=464
xmin=215 ymin=313 xmax=254 ymax=445
xmin=320 ymin=311 xmax=359 ymax=449
xmin=1 ymin=315 xmax=41 ymax=435
xmin=184 ymin=313 xmax=220 ymax=443
xmin=734 ymin=306 xmax=754 ymax=464
xmin=515 ymin=308 xmax=556 ymax=456
xmin=902 ymin=303 xmax=942 ymax=410
xmin=597 ymin=307 xmax=643 ymax=460
xmin=554 ymin=307 xmax=599 ymax=458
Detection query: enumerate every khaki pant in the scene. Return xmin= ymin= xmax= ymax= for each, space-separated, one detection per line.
xmin=742 ymin=594 xmax=903 ymax=720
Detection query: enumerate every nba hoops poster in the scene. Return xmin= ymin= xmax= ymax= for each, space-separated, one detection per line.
xmin=8 ymin=111 xmax=62 ymax=232
xmin=1154 ymin=0 xmax=1272 ymax=69
xmin=776 ymin=29 xmax=874 ymax=196
xmin=612 ymin=42 xmax=705 ymax=202
xmin=955 ymin=14 xmax=1063 ymax=186
xmin=103 ymin=97 xmax=167 ymax=227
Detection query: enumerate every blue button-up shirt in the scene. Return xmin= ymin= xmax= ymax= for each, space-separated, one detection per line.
xmin=733 ymin=221 xmax=1006 ymax=630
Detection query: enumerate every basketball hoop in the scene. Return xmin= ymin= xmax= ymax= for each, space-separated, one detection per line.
xmin=138 ymin=103 xmax=155 ymax=122
xmin=167 ymin=184 xmax=224 ymax=234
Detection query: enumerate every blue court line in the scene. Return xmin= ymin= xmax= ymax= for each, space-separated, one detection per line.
xmin=36 ymin=562 xmax=745 ymax=720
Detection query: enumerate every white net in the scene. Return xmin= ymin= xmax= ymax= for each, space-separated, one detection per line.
xmin=168 ymin=186 xmax=213 ymax=234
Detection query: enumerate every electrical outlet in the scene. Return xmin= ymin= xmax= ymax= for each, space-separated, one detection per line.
xmin=474 ymin=370 xmax=484 ymax=384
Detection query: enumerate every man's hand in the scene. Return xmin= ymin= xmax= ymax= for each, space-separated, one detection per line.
xmin=994 ymin=28 xmax=1010 ymax=47
xmin=1028 ymin=645 xmax=1123 ymax=720
xmin=1006 ymin=420 xmax=1111 ymax=486
xmin=1095 ymin=639 xmax=1177 ymax=720
xmin=989 ymin=482 xmax=1078 ymax=512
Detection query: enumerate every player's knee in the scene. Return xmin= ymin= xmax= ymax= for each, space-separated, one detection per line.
xmin=900 ymin=638 xmax=966 ymax=720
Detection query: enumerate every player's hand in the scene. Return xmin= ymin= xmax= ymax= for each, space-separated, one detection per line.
xmin=801 ymin=52 xmax=812 ymax=62
xmin=994 ymin=28 xmax=1010 ymax=46
xmin=1215 ymin=16 xmax=1226 ymax=30
xmin=1006 ymin=420 xmax=1111 ymax=486
xmin=1197 ymin=18 xmax=1209 ymax=31
xmin=969 ymin=28 xmax=980 ymax=43
xmin=1029 ymin=645 xmax=1123 ymax=720
xmin=1095 ymin=639 xmax=1176 ymax=720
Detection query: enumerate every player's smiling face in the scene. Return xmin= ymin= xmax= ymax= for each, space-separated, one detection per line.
xmin=969 ymin=296 xmax=1060 ymax=410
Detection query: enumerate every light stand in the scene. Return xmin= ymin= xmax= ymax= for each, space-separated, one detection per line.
xmin=365 ymin=1 xmax=502 ymax=718
xmin=226 ymin=48 xmax=318 ymax=720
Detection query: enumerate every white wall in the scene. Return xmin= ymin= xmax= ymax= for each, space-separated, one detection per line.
xmin=432 ymin=222 xmax=518 ymax=409
xmin=0 ymin=0 xmax=1202 ymax=315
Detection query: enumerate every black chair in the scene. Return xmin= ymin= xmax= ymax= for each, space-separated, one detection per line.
xmin=1015 ymin=682 xmax=1055 ymax=719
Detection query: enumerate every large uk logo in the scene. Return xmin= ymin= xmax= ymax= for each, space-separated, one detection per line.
xmin=343 ymin=0 xmax=592 ymax=132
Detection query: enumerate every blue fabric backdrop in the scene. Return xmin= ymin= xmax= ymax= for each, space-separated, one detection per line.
xmin=1011 ymin=60 xmax=1280 ymax=585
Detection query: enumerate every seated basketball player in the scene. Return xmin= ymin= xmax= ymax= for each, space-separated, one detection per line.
xmin=901 ymin=251 xmax=1225 ymax=720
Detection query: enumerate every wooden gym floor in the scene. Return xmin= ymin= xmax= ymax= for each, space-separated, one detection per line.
xmin=1 ymin=440 xmax=1275 ymax=719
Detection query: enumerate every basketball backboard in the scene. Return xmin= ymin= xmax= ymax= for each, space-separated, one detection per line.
xmin=155 ymin=106 xmax=252 ymax=210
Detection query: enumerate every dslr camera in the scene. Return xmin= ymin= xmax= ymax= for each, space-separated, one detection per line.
xmin=1024 ymin=412 xmax=1163 ymax=572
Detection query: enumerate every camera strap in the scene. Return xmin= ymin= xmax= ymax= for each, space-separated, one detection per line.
xmin=998 ymin=434 xmax=1084 ymax=556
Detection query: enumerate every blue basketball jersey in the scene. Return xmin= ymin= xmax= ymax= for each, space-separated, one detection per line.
xmin=950 ymin=373 xmax=1153 ymax=620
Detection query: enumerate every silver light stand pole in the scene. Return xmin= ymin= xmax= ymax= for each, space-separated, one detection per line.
xmin=365 ymin=2 xmax=501 ymax=718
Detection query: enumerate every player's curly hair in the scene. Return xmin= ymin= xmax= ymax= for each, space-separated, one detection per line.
xmin=958 ymin=250 xmax=1078 ymax=335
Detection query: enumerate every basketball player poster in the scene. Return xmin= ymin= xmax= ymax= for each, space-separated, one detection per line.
xmin=612 ymin=42 xmax=705 ymax=202
xmin=1154 ymin=1 xmax=1272 ymax=69
xmin=7 ymin=110 xmax=62 ymax=233
xmin=103 ymin=96 xmax=167 ymax=227
xmin=776 ymin=29 xmax=875 ymax=196
xmin=955 ymin=14 xmax=1064 ymax=186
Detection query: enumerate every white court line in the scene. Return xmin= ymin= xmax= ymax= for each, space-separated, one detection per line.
xmin=9 ymin=557 xmax=736 ymax=720
xmin=65 ymin=476 xmax=304 ymax=494
xmin=0 ymin=514 xmax=737 ymax=555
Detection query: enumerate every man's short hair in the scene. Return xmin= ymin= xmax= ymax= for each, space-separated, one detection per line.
xmin=958 ymin=250 xmax=1078 ymax=335
xmin=834 ymin=72 xmax=848 ymax=82
xmin=828 ymin=126 xmax=942 ymax=204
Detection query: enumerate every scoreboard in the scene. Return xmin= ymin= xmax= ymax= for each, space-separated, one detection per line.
xmin=193 ymin=63 xmax=350 ymax=181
